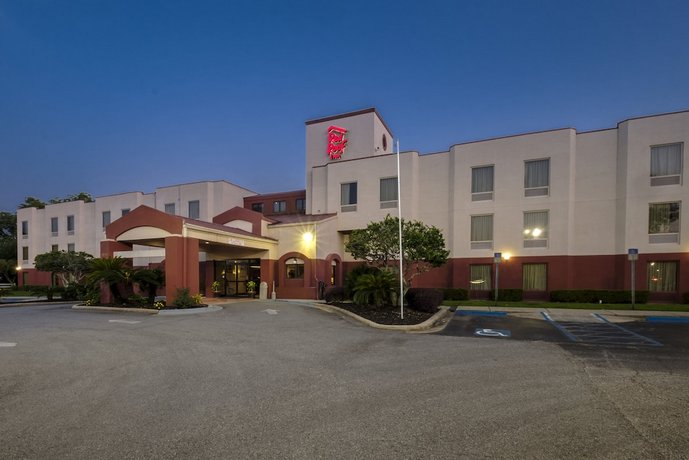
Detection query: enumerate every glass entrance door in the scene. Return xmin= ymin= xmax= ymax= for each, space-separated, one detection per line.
xmin=214 ymin=259 xmax=260 ymax=297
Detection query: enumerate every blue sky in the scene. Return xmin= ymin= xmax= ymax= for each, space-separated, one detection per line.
xmin=1 ymin=0 xmax=688 ymax=211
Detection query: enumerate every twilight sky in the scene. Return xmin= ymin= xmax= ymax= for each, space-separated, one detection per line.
xmin=1 ymin=0 xmax=688 ymax=212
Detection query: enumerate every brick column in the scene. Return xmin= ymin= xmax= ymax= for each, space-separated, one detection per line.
xmin=164 ymin=236 xmax=199 ymax=301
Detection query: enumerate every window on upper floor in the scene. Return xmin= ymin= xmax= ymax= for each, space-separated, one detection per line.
xmin=50 ymin=217 xmax=58 ymax=237
xmin=523 ymin=263 xmax=547 ymax=291
xmin=295 ymin=198 xmax=306 ymax=213
xmin=524 ymin=159 xmax=550 ymax=197
xmin=188 ymin=200 xmax=200 ymax=219
xmin=251 ymin=202 xmax=264 ymax=213
xmin=470 ymin=215 xmax=493 ymax=250
xmin=341 ymin=182 xmax=357 ymax=212
xmin=648 ymin=202 xmax=680 ymax=244
xmin=470 ymin=264 xmax=492 ymax=291
xmin=285 ymin=257 xmax=305 ymax=279
xmin=523 ymin=210 xmax=548 ymax=248
xmin=471 ymin=165 xmax=494 ymax=201
xmin=647 ymin=261 xmax=678 ymax=292
xmin=165 ymin=203 xmax=175 ymax=214
xmin=273 ymin=201 xmax=286 ymax=213
xmin=380 ymin=177 xmax=398 ymax=209
xmin=102 ymin=211 xmax=111 ymax=228
xmin=21 ymin=221 xmax=28 ymax=239
xmin=651 ymin=143 xmax=683 ymax=186
xmin=121 ymin=209 xmax=130 ymax=217
xmin=22 ymin=246 xmax=29 ymax=261
xmin=67 ymin=215 xmax=75 ymax=235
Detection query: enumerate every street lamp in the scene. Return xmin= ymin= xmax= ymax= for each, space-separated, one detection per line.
xmin=494 ymin=252 xmax=502 ymax=304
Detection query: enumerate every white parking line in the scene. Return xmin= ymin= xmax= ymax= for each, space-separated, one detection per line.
xmin=108 ymin=319 xmax=142 ymax=324
xmin=0 ymin=342 xmax=17 ymax=347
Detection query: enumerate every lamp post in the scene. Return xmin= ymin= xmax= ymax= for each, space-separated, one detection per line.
xmin=628 ymin=248 xmax=638 ymax=310
xmin=494 ymin=252 xmax=501 ymax=304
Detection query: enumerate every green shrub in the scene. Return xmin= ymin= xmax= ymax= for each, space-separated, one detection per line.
xmin=550 ymin=290 xmax=648 ymax=304
xmin=406 ymin=288 xmax=443 ymax=313
xmin=126 ymin=294 xmax=148 ymax=307
xmin=171 ymin=288 xmax=197 ymax=308
xmin=352 ymin=270 xmax=397 ymax=307
xmin=24 ymin=285 xmax=64 ymax=301
xmin=683 ymin=292 xmax=689 ymax=304
xmin=491 ymin=288 xmax=523 ymax=302
xmin=443 ymin=288 xmax=468 ymax=301
xmin=344 ymin=265 xmax=380 ymax=299
xmin=324 ymin=286 xmax=346 ymax=303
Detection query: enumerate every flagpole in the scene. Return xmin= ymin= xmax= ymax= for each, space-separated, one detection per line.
xmin=396 ymin=139 xmax=404 ymax=320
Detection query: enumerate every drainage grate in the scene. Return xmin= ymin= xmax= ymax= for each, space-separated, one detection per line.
xmin=541 ymin=312 xmax=662 ymax=347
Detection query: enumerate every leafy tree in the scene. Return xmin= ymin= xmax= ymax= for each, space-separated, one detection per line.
xmin=0 ymin=259 xmax=17 ymax=284
xmin=132 ymin=268 xmax=165 ymax=304
xmin=34 ymin=250 xmax=93 ymax=287
xmin=18 ymin=197 xmax=46 ymax=209
xmin=48 ymin=192 xmax=94 ymax=204
xmin=345 ymin=215 xmax=450 ymax=288
xmin=86 ymin=257 xmax=129 ymax=304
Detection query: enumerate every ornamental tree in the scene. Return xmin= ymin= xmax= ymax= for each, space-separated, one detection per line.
xmin=345 ymin=215 xmax=450 ymax=287
xmin=34 ymin=250 xmax=93 ymax=287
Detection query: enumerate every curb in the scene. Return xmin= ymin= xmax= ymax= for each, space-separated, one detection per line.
xmin=71 ymin=305 xmax=223 ymax=315
xmin=312 ymin=303 xmax=453 ymax=333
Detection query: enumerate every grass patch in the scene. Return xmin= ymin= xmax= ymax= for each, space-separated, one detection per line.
xmin=442 ymin=300 xmax=689 ymax=312
xmin=1 ymin=290 xmax=33 ymax=297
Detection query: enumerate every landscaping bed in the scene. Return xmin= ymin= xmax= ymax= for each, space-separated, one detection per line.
xmin=329 ymin=302 xmax=436 ymax=325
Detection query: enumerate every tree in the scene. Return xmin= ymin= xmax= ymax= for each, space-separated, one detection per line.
xmin=18 ymin=197 xmax=46 ymax=209
xmin=132 ymin=268 xmax=165 ymax=304
xmin=0 ymin=211 xmax=17 ymax=284
xmin=86 ymin=257 xmax=129 ymax=304
xmin=345 ymin=215 xmax=450 ymax=288
xmin=34 ymin=250 xmax=93 ymax=287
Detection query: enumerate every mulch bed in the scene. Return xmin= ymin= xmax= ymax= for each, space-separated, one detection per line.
xmin=329 ymin=302 xmax=437 ymax=325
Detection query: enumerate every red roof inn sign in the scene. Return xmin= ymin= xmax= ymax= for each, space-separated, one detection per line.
xmin=327 ymin=125 xmax=348 ymax=160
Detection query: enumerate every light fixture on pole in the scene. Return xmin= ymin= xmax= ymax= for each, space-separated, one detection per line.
xmin=494 ymin=252 xmax=502 ymax=304
xmin=396 ymin=139 xmax=404 ymax=320
xmin=628 ymin=248 xmax=638 ymax=310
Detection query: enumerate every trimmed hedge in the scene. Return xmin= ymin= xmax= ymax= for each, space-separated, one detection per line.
xmin=405 ymin=288 xmax=443 ymax=313
xmin=443 ymin=288 xmax=468 ymax=301
xmin=490 ymin=288 xmax=523 ymax=302
xmin=683 ymin=292 xmax=689 ymax=304
xmin=324 ymin=286 xmax=346 ymax=303
xmin=550 ymin=290 xmax=649 ymax=304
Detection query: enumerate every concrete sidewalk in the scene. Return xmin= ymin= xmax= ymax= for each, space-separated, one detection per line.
xmin=455 ymin=305 xmax=689 ymax=322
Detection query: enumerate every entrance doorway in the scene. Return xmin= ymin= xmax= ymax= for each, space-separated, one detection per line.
xmin=214 ymin=259 xmax=261 ymax=297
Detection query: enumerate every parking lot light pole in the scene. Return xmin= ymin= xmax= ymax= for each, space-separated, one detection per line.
xmin=494 ymin=252 xmax=502 ymax=304
xmin=628 ymin=248 xmax=638 ymax=310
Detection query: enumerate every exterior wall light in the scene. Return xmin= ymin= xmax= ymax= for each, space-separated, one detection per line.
xmin=302 ymin=231 xmax=314 ymax=243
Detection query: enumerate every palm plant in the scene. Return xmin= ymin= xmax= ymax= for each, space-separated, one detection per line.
xmin=132 ymin=268 xmax=165 ymax=304
xmin=352 ymin=269 xmax=397 ymax=308
xmin=86 ymin=257 xmax=128 ymax=304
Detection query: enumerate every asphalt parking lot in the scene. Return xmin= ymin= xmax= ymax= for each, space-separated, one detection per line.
xmin=1 ymin=301 xmax=688 ymax=459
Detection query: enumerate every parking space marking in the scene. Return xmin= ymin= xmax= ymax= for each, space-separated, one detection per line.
xmin=108 ymin=319 xmax=142 ymax=324
xmin=542 ymin=312 xmax=662 ymax=347
xmin=0 ymin=341 xmax=17 ymax=347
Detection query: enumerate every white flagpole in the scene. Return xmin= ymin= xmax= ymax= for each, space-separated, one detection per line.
xmin=396 ymin=139 xmax=404 ymax=320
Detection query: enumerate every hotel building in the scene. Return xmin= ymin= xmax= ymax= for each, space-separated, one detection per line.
xmin=17 ymin=108 xmax=689 ymax=302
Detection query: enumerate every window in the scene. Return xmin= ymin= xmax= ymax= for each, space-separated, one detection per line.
xmin=470 ymin=265 xmax=492 ymax=290
xmin=165 ymin=203 xmax=175 ymax=214
xmin=524 ymin=159 xmax=550 ymax=196
xmin=471 ymin=166 xmax=494 ymax=201
xmin=22 ymin=246 xmax=29 ymax=261
xmin=251 ymin=202 xmax=264 ymax=213
xmin=188 ymin=200 xmax=200 ymax=219
xmin=651 ymin=143 xmax=683 ymax=186
xmin=21 ymin=221 xmax=28 ymax=239
xmin=380 ymin=177 xmax=398 ymax=208
xmin=67 ymin=243 xmax=75 ymax=252
xmin=102 ymin=211 xmax=111 ymax=228
xmin=341 ymin=182 xmax=357 ymax=212
xmin=470 ymin=215 xmax=493 ymax=249
xmin=285 ymin=257 xmax=305 ymax=279
xmin=649 ymin=202 xmax=680 ymax=243
xmin=121 ymin=209 xmax=130 ymax=217
xmin=67 ymin=215 xmax=75 ymax=235
xmin=273 ymin=201 xmax=286 ymax=213
xmin=523 ymin=210 xmax=549 ymax=248
xmin=523 ymin=263 xmax=547 ymax=291
xmin=51 ymin=244 xmax=58 ymax=252
xmin=50 ymin=217 xmax=58 ymax=237
xmin=647 ymin=261 xmax=678 ymax=292
xmin=295 ymin=198 xmax=306 ymax=212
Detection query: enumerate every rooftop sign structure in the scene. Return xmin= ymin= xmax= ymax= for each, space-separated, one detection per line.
xmin=326 ymin=125 xmax=348 ymax=160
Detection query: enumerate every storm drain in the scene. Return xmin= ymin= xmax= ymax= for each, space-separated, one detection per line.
xmin=541 ymin=312 xmax=662 ymax=347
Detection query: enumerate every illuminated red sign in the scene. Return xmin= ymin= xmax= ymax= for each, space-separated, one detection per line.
xmin=327 ymin=125 xmax=348 ymax=160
